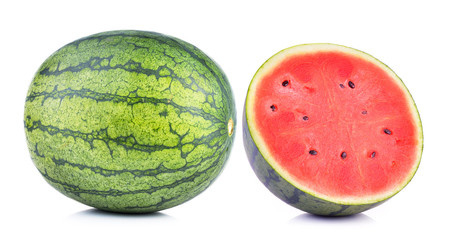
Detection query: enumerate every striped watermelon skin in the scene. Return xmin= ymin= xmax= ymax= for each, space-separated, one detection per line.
xmin=24 ymin=30 xmax=236 ymax=213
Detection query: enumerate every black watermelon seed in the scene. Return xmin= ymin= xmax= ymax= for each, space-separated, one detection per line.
xmin=383 ymin=128 xmax=392 ymax=135
xmin=341 ymin=152 xmax=347 ymax=159
xmin=309 ymin=150 xmax=318 ymax=155
xmin=348 ymin=81 xmax=355 ymax=89
xmin=339 ymin=83 xmax=345 ymax=88
xmin=282 ymin=80 xmax=289 ymax=87
xmin=361 ymin=110 xmax=368 ymax=115
xmin=270 ymin=105 xmax=277 ymax=112
xmin=302 ymin=116 xmax=309 ymax=121
xmin=371 ymin=152 xmax=376 ymax=158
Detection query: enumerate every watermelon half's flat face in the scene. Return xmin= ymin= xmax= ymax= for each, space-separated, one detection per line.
xmin=243 ymin=43 xmax=423 ymax=216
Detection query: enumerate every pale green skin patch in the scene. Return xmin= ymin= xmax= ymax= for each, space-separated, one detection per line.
xmin=24 ymin=30 xmax=236 ymax=213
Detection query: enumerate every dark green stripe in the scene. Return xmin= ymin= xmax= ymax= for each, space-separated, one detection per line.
xmin=26 ymin=87 xmax=223 ymax=124
xmin=37 ymin=56 xmax=214 ymax=99
xmin=38 ymin=145 xmax=224 ymax=198
xmin=25 ymin=119 xmax=224 ymax=157
xmin=39 ymin=56 xmax=159 ymax=77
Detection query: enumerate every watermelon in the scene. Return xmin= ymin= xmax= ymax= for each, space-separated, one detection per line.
xmin=243 ymin=43 xmax=423 ymax=216
xmin=24 ymin=30 xmax=236 ymax=213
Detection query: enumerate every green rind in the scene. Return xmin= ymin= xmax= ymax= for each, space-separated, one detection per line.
xmin=24 ymin=30 xmax=236 ymax=213
xmin=242 ymin=110 xmax=382 ymax=216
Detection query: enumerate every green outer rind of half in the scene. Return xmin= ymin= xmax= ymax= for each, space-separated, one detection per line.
xmin=243 ymin=43 xmax=423 ymax=216
xmin=24 ymin=30 xmax=236 ymax=213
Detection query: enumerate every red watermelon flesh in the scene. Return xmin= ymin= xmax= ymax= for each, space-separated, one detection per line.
xmin=246 ymin=44 xmax=422 ymax=205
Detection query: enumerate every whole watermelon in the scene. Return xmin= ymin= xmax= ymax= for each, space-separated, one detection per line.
xmin=24 ymin=30 xmax=236 ymax=213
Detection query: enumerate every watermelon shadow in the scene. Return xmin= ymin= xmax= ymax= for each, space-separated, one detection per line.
xmin=68 ymin=208 xmax=176 ymax=221
xmin=290 ymin=212 xmax=375 ymax=225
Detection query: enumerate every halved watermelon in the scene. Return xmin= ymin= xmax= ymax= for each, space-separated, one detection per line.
xmin=243 ymin=43 xmax=423 ymax=216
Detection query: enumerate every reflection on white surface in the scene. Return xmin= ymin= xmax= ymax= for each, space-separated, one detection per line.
xmin=289 ymin=212 xmax=376 ymax=225
xmin=70 ymin=208 xmax=174 ymax=219
xmin=66 ymin=208 xmax=177 ymax=226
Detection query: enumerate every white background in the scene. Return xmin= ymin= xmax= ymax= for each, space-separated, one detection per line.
xmin=1 ymin=0 xmax=454 ymax=239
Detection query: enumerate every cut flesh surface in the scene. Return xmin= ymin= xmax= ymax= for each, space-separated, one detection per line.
xmin=246 ymin=44 xmax=423 ymax=204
